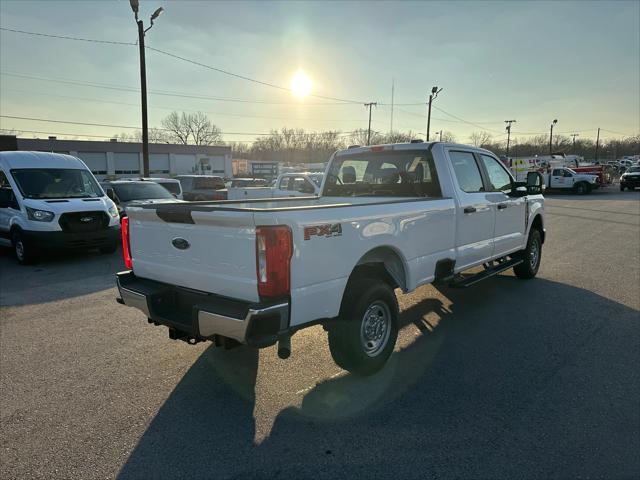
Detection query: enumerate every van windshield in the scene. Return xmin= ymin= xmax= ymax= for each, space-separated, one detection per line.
xmin=11 ymin=168 xmax=104 ymax=199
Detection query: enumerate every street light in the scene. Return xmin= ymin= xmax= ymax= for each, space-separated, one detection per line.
xmin=129 ymin=0 xmax=165 ymax=177
xmin=549 ymin=119 xmax=558 ymax=156
xmin=426 ymin=86 xmax=442 ymax=141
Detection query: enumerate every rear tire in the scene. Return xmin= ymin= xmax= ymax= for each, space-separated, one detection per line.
xmin=620 ymin=184 xmax=625 ymax=191
xmin=12 ymin=231 xmax=36 ymax=265
xmin=328 ymin=278 xmax=399 ymax=376
xmin=513 ymin=229 xmax=542 ymax=279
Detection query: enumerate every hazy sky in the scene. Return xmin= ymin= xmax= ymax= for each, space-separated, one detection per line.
xmin=1 ymin=0 xmax=638 ymax=145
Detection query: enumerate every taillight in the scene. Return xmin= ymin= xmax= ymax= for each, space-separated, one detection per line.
xmin=121 ymin=216 xmax=133 ymax=270
xmin=255 ymin=226 xmax=293 ymax=298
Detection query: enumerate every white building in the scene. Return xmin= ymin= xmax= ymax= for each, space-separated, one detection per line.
xmin=0 ymin=135 xmax=232 ymax=180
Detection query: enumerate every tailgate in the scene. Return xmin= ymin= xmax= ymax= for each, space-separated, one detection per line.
xmin=126 ymin=205 xmax=259 ymax=303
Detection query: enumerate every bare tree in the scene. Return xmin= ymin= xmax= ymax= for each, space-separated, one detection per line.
xmin=469 ymin=131 xmax=493 ymax=148
xmin=440 ymin=131 xmax=457 ymax=143
xmin=161 ymin=111 xmax=222 ymax=145
xmin=114 ymin=128 xmax=169 ymax=144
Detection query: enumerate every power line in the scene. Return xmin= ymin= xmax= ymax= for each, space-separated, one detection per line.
xmin=1 ymin=26 xmax=366 ymax=104
xmin=0 ymin=71 xmax=359 ymax=106
xmin=0 ymin=87 xmax=374 ymax=123
xmin=0 ymin=27 xmax=135 ymax=45
xmin=0 ymin=114 xmax=363 ymax=137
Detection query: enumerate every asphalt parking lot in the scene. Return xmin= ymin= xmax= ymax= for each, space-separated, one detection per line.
xmin=1 ymin=189 xmax=639 ymax=479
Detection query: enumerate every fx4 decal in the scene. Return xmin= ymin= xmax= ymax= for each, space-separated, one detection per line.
xmin=304 ymin=223 xmax=342 ymax=240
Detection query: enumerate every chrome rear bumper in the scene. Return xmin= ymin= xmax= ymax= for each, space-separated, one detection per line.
xmin=116 ymin=271 xmax=289 ymax=346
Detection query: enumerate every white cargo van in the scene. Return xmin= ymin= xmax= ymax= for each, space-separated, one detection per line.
xmin=0 ymin=151 xmax=121 ymax=264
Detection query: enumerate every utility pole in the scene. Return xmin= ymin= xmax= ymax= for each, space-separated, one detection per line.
xmin=129 ymin=0 xmax=164 ymax=177
xmin=364 ymin=102 xmax=377 ymax=145
xmin=570 ymin=133 xmax=579 ymax=152
xmin=426 ymin=86 xmax=442 ymax=141
xmin=549 ymin=118 xmax=558 ymax=156
xmin=504 ymin=119 xmax=516 ymax=158
xmin=390 ymin=78 xmax=394 ymax=133
xmin=595 ymin=127 xmax=600 ymax=162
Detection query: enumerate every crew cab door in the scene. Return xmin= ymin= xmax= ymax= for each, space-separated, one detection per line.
xmin=478 ymin=154 xmax=526 ymax=257
xmin=447 ymin=150 xmax=495 ymax=270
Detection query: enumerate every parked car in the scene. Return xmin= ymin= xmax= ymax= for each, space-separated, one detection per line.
xmin=176 ymin=175 xmax=227 ymax=201
xmin=227 ymin=172 xmax=323 ymax=200
xmin=116 ymin=142 xmax=545 ymax=375
xmin=0 ymin=151 xmax=120 ymax=264
xmin=100 ymin=180 xmax=181 ymax=217
xmin=620 ymin=165 xmax=640 ymax=191
xmin=229 ymin=178 xmax=269 ymax=188
xmin=138 ymin=177 xmax=183 ymax=199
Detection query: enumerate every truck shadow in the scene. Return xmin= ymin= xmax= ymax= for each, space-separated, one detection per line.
xmin=117 ymin=277 xmax=640 ymax=479
xmin=0 ymin=247 xmax=123 ymax=307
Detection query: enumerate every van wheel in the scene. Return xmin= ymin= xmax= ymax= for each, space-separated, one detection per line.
xmin=12 ymin=231 xmax=35 ymax=265
xmin=328 ymin=278 xmax=398 ymax=376
xmin=513 ymin=229 xmax=542 ymax=279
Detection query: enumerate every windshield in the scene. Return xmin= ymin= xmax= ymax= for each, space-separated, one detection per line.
xmin=323 ymin=150 xmax=442 ymax=198
xmin=11 ymin=168 xmax=103 ymax=199
xmin=156 ymin=181 xmax=180 ymax=195
xmin=112 ymin=182 xmax=174 ymax=202
xmin=565 ymin=168 xmax=577 ymax=174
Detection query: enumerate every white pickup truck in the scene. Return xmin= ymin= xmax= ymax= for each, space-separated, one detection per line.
xmin=116 ymin=142 xmax=545 ymax=375
xmin=226 ymin=172 xmax=322 ymax=200
xmin=543 ymin=167 xmax=600 ymax=194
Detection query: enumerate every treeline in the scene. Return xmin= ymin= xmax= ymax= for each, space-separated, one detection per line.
xmin=114 ymin=111 xmax=638 ymax=163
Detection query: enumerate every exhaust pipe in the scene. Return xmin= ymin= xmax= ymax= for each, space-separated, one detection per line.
xmin=277 ymin=333 xmax=291 ymax=359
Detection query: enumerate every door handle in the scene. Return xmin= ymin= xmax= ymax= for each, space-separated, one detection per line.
xmin=497 ymin=203 xmax=508 ymax=210
xmin=463 ymin=206 xmax=477 ymax=214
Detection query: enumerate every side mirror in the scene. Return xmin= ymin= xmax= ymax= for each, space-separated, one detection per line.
xmin=509 ymin=185 xmax=528 ymax=197
xmin=526 ymin=171 xmax=544 ymax=194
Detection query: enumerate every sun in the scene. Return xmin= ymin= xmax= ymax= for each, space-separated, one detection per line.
xmin=290 ymin=70 xmax=312 ymax=98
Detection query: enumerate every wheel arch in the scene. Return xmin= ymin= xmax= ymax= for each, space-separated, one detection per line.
xmin=530 ymin=214 xmax=545 ymax=244
xmin=349 ymin=245 xmax=408 ymax=292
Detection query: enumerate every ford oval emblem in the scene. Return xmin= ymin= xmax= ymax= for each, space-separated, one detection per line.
xmin=171 ymin=237 xmax=190 ymax=250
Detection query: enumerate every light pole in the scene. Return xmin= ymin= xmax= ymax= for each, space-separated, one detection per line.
xmin=364 ymin=102 xmax=377 ymax=145
xmin=504 ymin=119 xmax=516 ymax=157
xmin=434 ymin=130 xmax=443 ymax=141
xmin=426 ymin=86 xmax=442 ymax=141
xmin=549 ymin=119 xmax=558 ymax=156
xmin=130 ymin=0 xmax=164 ymax=177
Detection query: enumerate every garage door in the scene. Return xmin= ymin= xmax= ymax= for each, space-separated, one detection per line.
xmin=173 ymin=154 xmax=196 ymax=174
xmin=78 ymin=152 xmax=107 ymax=175
xmin=150 ymin=153 xmax=170 ymax=174
xmin=114 ymin=152 xmax=140 ymax=175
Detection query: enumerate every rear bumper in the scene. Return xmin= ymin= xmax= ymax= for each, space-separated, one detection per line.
xmin=116 ymin=271 xmax=289 ymax=346
xmin=22 ymin=227 xmax=120 ymax=250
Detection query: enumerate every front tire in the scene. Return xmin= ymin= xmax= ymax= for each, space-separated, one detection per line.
xmin=12 ymin=231 xmax=35 ymax=265
xmin=513 ymin=229 xmax=542 ymax=279
xmin=328 ymin=278 xmax=399 ymax=376
xmin=574 ymin=182 xmax=589 ymax=195
xmin=620 ymin=184 xmax=625 ymax=191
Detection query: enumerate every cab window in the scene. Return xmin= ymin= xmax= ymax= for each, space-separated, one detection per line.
xmin=480 ymin=155 xmax=513 ymax=192
xmin=449 ymin=151 xmax=484 ymax=193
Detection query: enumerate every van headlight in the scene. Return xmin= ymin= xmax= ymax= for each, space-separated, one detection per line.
xmin=26 ymin=207 xmax=55 ymax=222
xmin=108 ymin=205 xmax=119 ymax=218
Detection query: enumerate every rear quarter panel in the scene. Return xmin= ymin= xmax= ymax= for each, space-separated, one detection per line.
xmin=253 ymin=198 xmax=456 ymax=327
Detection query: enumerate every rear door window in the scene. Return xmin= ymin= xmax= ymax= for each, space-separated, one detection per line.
xmin=449 ymin=151 xmax=484 ymax=193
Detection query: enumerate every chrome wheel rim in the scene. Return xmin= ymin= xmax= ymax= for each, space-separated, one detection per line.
xmin=15 ymin=240 xmax=24 ymax=261
xmin=529 ymin=238 xmax=540 ymax=269
xmin=360 ymin=301 xmax=391 ymax=357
